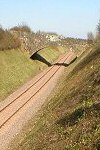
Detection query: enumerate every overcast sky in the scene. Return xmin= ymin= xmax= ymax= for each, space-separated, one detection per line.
xmin=0 ymin=0 xmax=100 ymax=38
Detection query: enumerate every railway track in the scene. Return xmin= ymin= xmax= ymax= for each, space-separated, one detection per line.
xmin=0 ymin=52 xmax=75 ymax=129
xmin=0 ymin=53 xmax=67 ymax=113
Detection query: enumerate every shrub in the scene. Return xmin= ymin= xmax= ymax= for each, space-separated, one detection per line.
xmin=10 ymin=24 xmax=32 ymax=33
xmin=0 ymin=27 xmax=21 ymax=51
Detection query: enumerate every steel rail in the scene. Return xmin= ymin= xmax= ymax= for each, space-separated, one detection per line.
xmin=0 ymin=53 xmax=70 ymax=129
xmin=0 ymin=53 xmax=69 ymax=113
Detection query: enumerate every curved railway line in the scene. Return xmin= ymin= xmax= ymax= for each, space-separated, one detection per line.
xmin=0 ymin=52 xmax=76 ymax=129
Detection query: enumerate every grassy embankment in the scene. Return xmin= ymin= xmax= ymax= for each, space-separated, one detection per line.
xmin=0 ymin=46 xmax=66 ymax=101
xmin=9 ymin=45 xmax=100 ymax=150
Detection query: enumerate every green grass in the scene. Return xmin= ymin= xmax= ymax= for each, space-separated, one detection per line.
xmin=0 ymin=46 xmax=65 ymax=101
xmin=9 ymin=46 xmax=100 ymax=150
xmin=39 ymin=46 xmax=65 ymax=63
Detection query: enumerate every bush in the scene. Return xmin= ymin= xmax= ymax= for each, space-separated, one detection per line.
xmin=0 ymin=26 xmax=5 ymax=40
xmin=10 ymin=25 xmax=32 ymax=33
xmin=0 ymin=27 xmax=21 ymax=51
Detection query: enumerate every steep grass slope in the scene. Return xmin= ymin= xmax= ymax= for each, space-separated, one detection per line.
xmin=11 ymin=47 xmax=100 ymax=150
xmin=0 ymin=46 xmax=64 ymax=101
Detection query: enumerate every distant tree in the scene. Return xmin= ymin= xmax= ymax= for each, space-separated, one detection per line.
xmin=96 ymin=19 xmax=100 ymax=40
xmin=97 ymin=20 xmax=100 ymax=34
xmin=10 ymin=23 xmax=32 ymax=33
xmin=0 ymin=25 xmax=5 ymax=40
xmin=47 ymin=32 xmax=58 ymax=35
xmin=87 ymin=32 xmax=94 ymax=43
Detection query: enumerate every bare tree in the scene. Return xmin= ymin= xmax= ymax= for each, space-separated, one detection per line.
xmin=10 ymin=23 xmax=32 ymax=33
xmin=87 ymin=32 xmax=94 ymax=43
xmin=97 ymin=20 xmax=100 ymax=34
xmin=96 ymin=20 xmax=100 ymax=40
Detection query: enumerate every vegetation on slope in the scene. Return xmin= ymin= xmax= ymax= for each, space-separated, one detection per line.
xmin=10 ymin=24 xmax=32 ymax=33
xmin=0 ymin=26 xmax=20 ymax=51
xmin=0 ymin=46 xmax=64 ymax=101
xmin=10 ymin=46 xmax=100 ymax=150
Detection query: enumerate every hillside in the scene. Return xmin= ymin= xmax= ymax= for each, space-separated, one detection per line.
xmin=0 ymin=46 xmax=65 ymax=101
xmin=9 ymin=45 xmax=100 ymax=150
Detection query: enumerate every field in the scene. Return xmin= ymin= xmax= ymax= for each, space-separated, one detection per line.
xmin=0 ymin=46 xmax=65 ymax=101
xmin=8 ymin=46 xmax=100 ymax=150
